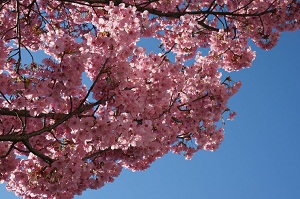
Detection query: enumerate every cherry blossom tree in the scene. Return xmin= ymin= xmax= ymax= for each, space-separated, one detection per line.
xmin=0 ymin=0 xmax=299 ymax=198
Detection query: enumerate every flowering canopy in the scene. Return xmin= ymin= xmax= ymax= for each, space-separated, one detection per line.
xmin=0 ymin=0 xmax=299 ymax=198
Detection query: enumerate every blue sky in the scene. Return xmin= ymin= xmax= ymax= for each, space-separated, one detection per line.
xmin=1 ymin=30 xmax=300 ymax=199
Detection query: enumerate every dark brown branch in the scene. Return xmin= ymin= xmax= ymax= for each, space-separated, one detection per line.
xmin=153 ymin=92 xmax=179 ymax=120
xmin=82 ymin=147 xmax=111 ymax=161
xmin=0 ymin=0 xmax=10 ymax=10
xmin=59 ymin=0 xmax=276 ymax=19
xmin=26 ymin=97 xmax=110 ymax=139
xmin=0 ymin=91 xmax=11 ymax=105
xmin=13 ymin=145 xmax=30 ymax=154
xmin=136 ymin=0 xmax=159 ymax=7
xmin=56 ymin=0 xmax=275 ymax=33
xmin=0 ymin=108 xmax=64 ymax=118
xmin=160 ymin=43 xmax=176 ymax=58
xmin=0 ymin=92 xmax=112 ymax=163
xmin=171 ymin=116 xmax=183 ymax=124
xmin=0 ymin=25 xmax=17 ymax=40
xmin=49 ymin=130 xmax=70 ymax=145
xmin=0 ymin=107 xmax=97 ymax=119
xmin=77 ymin=57 xmax=109 ymax=108
xmin=176 ymin=93 xmax=209 ymax=111
xmin=22 ymin=139 xmax=54 ymax=164
xmin=16 ymin=0 xmax=22 ymax=73
xmin=7 ymin=125 xmax=15 ymax=135
xmin=0 ymin=142 xmax=16 ymax=158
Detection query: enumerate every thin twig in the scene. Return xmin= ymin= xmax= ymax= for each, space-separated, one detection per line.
xmin=82 ymin=147 xmax=111 ymax=161
xmin=77 ymin=57 xmax=109 ymax=108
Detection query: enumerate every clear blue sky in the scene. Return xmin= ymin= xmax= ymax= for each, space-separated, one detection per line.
xmin=1 ymin=30 xmax=300 ymax=199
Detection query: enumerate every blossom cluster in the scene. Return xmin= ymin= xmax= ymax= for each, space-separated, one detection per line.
xmin=0 ymin=0 xmax=299 ymax=198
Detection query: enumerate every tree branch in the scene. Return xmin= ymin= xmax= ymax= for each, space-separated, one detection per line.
xmin=22 ymin=139 xmax=54 ymax=164
xmin=0 ymin=142 xmax=17 ymax=158
xmin=77 ymin=58 xmax=109 ymax=108
xmin=82 ymin=147 xmax=111 ymax=161
xmin=59 ymin=0 xmax=276 ymax=18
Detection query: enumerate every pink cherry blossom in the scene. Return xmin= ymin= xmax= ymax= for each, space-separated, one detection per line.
xmin=0 ymin=0 xmax=299 ymax=198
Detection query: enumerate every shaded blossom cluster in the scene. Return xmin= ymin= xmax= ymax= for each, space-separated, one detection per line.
xmin=0 ymin=0 xmax=299 ymax=198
